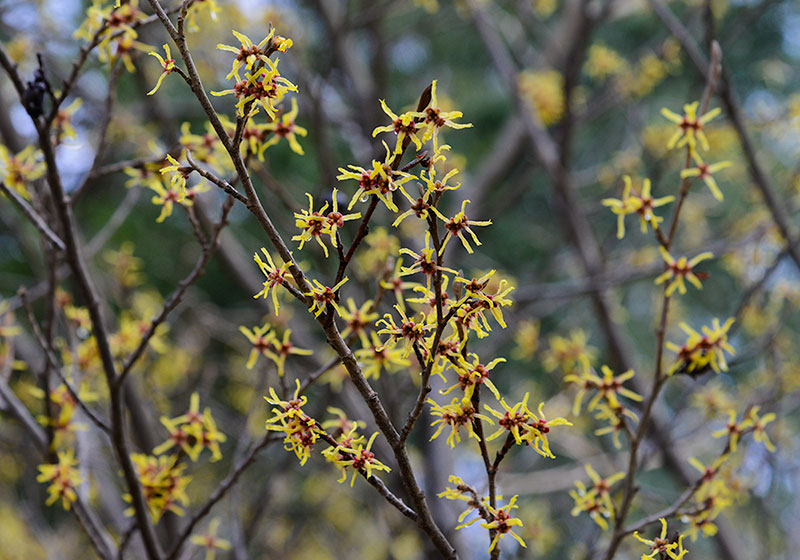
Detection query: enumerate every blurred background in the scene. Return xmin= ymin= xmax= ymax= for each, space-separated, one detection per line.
xmin=1 ymin=0 xmax=799 ymax=558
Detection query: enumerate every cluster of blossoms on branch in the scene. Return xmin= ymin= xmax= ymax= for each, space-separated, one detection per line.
xmin=184 ymin=37 xmax=573 ymax=549
xmin=546 ymin=92 xmax=776 ymax=553
xmin=1 ymin=1 xmax=785 ymax=557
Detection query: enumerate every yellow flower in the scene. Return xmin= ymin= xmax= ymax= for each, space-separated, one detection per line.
xmin=519 ymin=402 xmax=572 ymax=459
xmin=0 ymin=144 xmax=45 ymax=199
xmin=569 ymin=488 xmax=610 ymax=530
xmin=239 ymin=322 xmax=276 ymax=369
xmin=634 ymin=518 xmax=688 ymax=559
xmin=261 ymin=329 xmax=313 ymax=377
xmin=146 ymin=44 xmax=176 ymax=95
xmin=305 ymin=278 xmax=349 ymax=318
xmin=569 ymin=464 xmax=624 ymax=530
xmin=441 ymin=353 xmax=504 ymax=401
xmin=339 ymin=298 xmax=379 ymax=347
xmin=354 ymin=332 xmax=411 ymax=380
xmin=564 ymin=363 xmax=642 ymax=415
xmin=712 ymin=409 xmax=753 ymax=452
xmin=153 ymin=393 xmax=227 ymax=462
xmin=593 ymin=402 xmax=638 ymax=449
xmin=159 ymin=154 xmax=190 ymax=192
xmin=324 ymin=188 xmax=361 ymax=248
xmin=337 ymin=142 xmax=416 ymax=212
xmin=262 ymin=98 xmax=308 ymax=155
xmin=253 ymin=248 xmax=292 ymax=316
xmin=189 ymin=518 xmax=231 ymax=560
xmin=110 ymin=31 xmax=153 ymax=74
xmin=438 ymin=200 xmax=492 ymax=255
xmin=292 ymin=193 xmax=331 ymax=256
xmin=153 ymin=415 xmax=199 ymax=460
xmin=688 ymin=454 xmax=729 ymax=502
xmin=679 ymin=151 xmax=732 ymax=200
xmin=216 ymin=29 xmax=276 ymax=82
xmin=323 ymin=431 xmax=391 ymax=486
xmin=602 ymin=176 xmax=674 ymax=239
xmin=180 ymin=121 xmax=225 ymax=168
xmin=399 ymin=232 xmax=456 ymax=290
xmin=126 ymin=453 xmax=191 ymax=522
xmin=457 ymin=495 xmax=527 ymax=553
xmin=655 ymin=247 xmax=714 ymax=296
xmin=377 ymin=305 xmax=434 ymax=357
xmin=519 ymin=69 xmax=564 ymax=126
xmin=532 ymin=0 xmax=556 ymax=17
xmin=264 ymin=380 xmax=321 ymax=465
xmin=149 ymin=178 xmax=187 ymax=223
xmin=428 ymin=397 xmax=492 ymax=448
xmin=36 ymin=450 xmax=82 ymax=510
xmin=372 ymin=99 xmax=425 ymax=154
xmin=512 ymin=319 xmax=540 ymax=360
xmin=666 ymin=318 xmax=735 ymax=375
xmin=292 ymin=192 xmax=359 ymax=257
xmin=484 ymin=392 xmax=535 ymax=445
xmin=585 ymin=44 xmax=627 ymax=81
xmin=211 ymin=62 xmax=297 ymax=119
xmin=102 ymin=242 xmax=144 ymax=289
xmin=661 ymin=101 xmax=721 ymax=151
xmin=321 ymin=407 xmax=366 ymax=435
xmin=437 ymin=476 xmax=479 ymax=521
xmin=569 ymin=464 xmax=625 ymax=530
xmin=454 ymin=270 xmax=515 ymax=330
xmin=419 ymin=80 xmax=472 ymax=153
xmin=747 ymin=406 xmax=776 ymax=452
xmin=542 ymin=329 xmax=597 ymax=374
xmin=52 ymin=98 xmax=83 ymax=143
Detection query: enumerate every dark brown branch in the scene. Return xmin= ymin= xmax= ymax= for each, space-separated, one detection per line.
xmin=0 ymin=181 xmax=66 ymax=250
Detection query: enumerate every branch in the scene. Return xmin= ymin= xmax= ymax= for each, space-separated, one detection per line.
xmin=19 ymin=289 xmax=111 ymax=434
xmin=649 ymin=0 xmax=800 ymax=272
xmin=116 ymin=195 xmax=235 ymax=388
xmin=184 ymin=152 xmax=248 ymax=204
xmin=164 ymin=433 xmax=276 ymax=560
xmin=0 ymin=181 xmax=66 ymax=251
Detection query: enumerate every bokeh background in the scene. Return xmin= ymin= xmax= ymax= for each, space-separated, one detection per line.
xmin=1 ymin=0 xmax=800 ymax=558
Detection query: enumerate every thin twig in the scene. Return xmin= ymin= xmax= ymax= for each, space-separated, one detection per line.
xmin=116 ymin=195 xmax=235 ymax=388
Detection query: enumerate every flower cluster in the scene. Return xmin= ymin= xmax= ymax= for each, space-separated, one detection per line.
xmin=152 ymin=393 xmax=227 ymax=462
xmin=293 ymin=191 xmax=361 ymax=258
xmin=666 ymin=318 xmax=736 ymax=375
xmin=564 ymin=362 xmax=642 ymax=416
xmin=569 ymin=464 xmax=625 ymax=530
xmin=240 ymin=322 xmax=311 ymax=376
xmin=322 ymin=430 xmax=391 ymax=486
xmin=264 ymin=381 xmax=322 ymax=465
xmin=243 ymin=77 xmax=573 ymax=556
xmin=458 ymin=494 xmax=527 ymax=553
xmin=655 ymin=247 xmax=714 ymax=297
xmin=602 ymin=175 xmax=675 ymax=239
xmin=36 ymin=449 xmax=83 ymax=510
xmin=126 ymin=453 xmax=191 ymax=523
xmin=75 ymin=0 xmax=150 ymax=73
xmin=483 ymin=394 xmax=572 ymax=458
xmin=634 ymin=518 xmax=688 ymax=559
xmin=0 ymin=144 xmax=45 ymax=199
xmin=30 ymin=382 xmax=98 ymax=448
xmin=211 ymin=29 xmax=297 ymax=119
xmin=428 ymin=397 xmax=490 ymax=448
